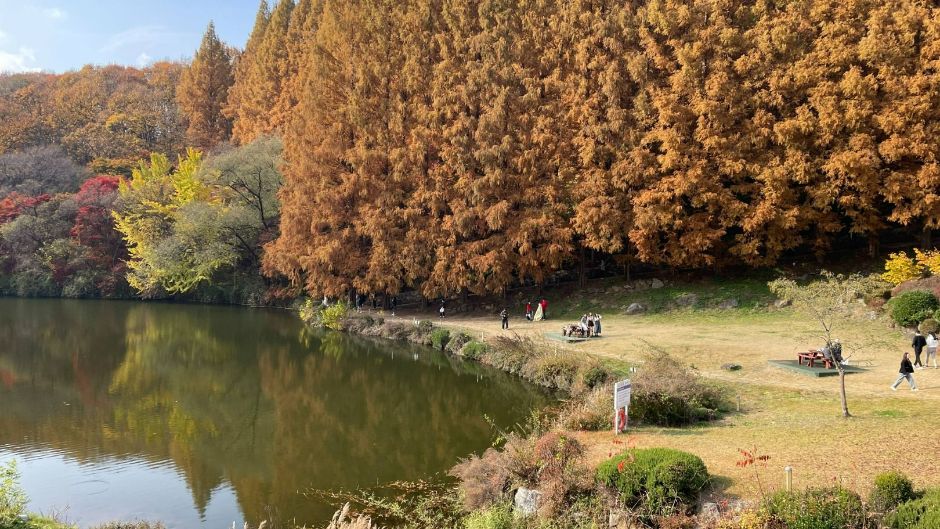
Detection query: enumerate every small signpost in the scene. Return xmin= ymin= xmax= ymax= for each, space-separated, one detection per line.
xmin=614 ymin=379 xmax=631 ymax=434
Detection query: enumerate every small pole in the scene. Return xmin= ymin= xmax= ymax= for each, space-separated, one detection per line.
xmin=785 ymin=466 xmax=793 ymax=492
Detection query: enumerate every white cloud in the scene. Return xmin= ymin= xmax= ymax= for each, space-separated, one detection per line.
xmin=0 ymin=30 xmax=7 ymax=41
xmin=135 ymin=52 xmax=152 ymax=68
xmin=42 ymin=8 xmax=67 ymax=20
xmin=0 ymin=47 xmax=40 ymax=73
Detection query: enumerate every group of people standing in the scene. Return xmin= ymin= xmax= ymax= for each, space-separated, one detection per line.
xmin=525 ymin=299 xmax=549 ymax=321
xmin=891 ymin=329 xmax=939 ymax=391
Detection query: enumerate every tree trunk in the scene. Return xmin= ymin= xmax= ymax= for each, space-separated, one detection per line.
xmin=838 ymin=368 xmax=851 ymax=418
xmin=922 ymin=227 xmax=933 ymax=249
xmin=579 ymin=244 xmax=586 ymax=288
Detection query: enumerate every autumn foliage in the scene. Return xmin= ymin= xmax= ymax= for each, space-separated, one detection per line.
xmin=255 ymin=0 xmax=940 ymax=298
xmin=3 ymin=0 xmax=940 ymax=302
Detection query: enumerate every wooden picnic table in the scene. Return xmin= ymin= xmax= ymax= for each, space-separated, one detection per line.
xmin=797 ymin=350 xmax=834 ymax=369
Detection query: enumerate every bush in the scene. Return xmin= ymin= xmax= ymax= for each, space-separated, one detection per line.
xmin=321 ymin=302 xmax=349 ymax=330
xmin=560 ymin=386 xmax=613 ymax=431
xmin=430 ymin=328 xmax=451 ymax=350
xmin=869 ymin=471 xmax=916 ymax=514
xmin=883 ymin=252 xmax=925 ymax=285
xmin=532 ymin=432 xmax=590 ymax=515
xmin=885 ymin=488 xmax=940 ymax=529
xmin=462 ymin=503 xmax=513 ymax=529
xmin=889 ymin=290 xmax=940 ymax=327
xmin=630 ymin=351 xmax=727 ymax=426
xmin=580 ymin=365 xmax=610 ymax=389
xmin=763 ymin=487 xmax=865 ymax=529
xmin=446 ymin=332 xmax=472 ymax=354
xmin=919 ymin=318 xmax=940 ymax=335
xmin=522 ymin=352 xmax=581 ymax=390
xmin=450 ymin=448 xmax=511 ymax=510
xmin=0 ymin=461 xmax=27 ymax=528
xmin=461 ymin=340 xmax=487 ymax=361
xmin=596 ymin=448 xmax=709 ymax=516
xmin=892 ymin=276 xmax=940 ymax=301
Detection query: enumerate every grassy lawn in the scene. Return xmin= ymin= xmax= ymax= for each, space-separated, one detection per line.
xmin=390 ymin=274 xmax=940 ymax=499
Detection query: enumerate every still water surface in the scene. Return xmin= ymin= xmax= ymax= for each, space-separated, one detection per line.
xmin=0 ymin=299 xmax=552 ymax=528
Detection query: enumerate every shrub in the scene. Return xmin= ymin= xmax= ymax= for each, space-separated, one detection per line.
xmin=869 ymin=471 xmax=916 ymax=514
xmin=630 ymin=351 xmax=727 ymax=426
xmin=596 ymin=448 xmax=709 ymax=516
xmin=461 ymin=340 xmax=487 ymax=361
xmin=914 ymin=248 xmax=940 ymax=276
xmin=450 ymin=448 xmax=512 ymax=510
xmin=580 ymin=365 xmax=611 ymax=389
xmin=446 ymin=332 xmax=472 ymax=354
xmin=522 ymin=352 xmax=581 ymax=390
xmin=462 ymin=503 xmax=513 ymax=529
xmin=416 ymin=320 xmax=433 ymax=334
xmin=430 ymin=328 xmax=451 ymax=350
xmin=0 ymin=460 xmax=27 ymax=528
xmin=884 ymin=252 xmax=925 ymax=285
xmin=560 ymin=386 xmax=613 ymax=431
xmin=892 ymin=276 xmax=940 ymax=301
xmin=919 ymin=318 xmax=940 ymax=334
xmin=889 ymin=290 xmax=940 ymax=327
xmin=885 ymin=488 xmax=940 ymax=529
xmin=321 ymin=302 xmax=349 ymax=330
xmin=533 ymin=432 xmax=590 ymax=515
xmin=763 ymin=487 xmax=865 ymax=529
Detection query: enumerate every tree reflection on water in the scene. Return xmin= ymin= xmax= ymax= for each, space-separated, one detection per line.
xmin=0 ymin=299 xmax=550 ymax=526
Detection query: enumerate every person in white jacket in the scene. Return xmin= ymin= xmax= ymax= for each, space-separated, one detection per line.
xmin=926 ymin=332 xmax=939 ymax=369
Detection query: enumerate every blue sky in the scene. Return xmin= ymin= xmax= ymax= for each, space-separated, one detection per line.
xmin=0 ymin=0 xmax=260 ymax=73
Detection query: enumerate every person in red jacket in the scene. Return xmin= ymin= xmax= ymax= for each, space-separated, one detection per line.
xmin=540 ymin=298 xmax=548 ymax=320
xmin=525 ymin=301 xmax=533 ymax=320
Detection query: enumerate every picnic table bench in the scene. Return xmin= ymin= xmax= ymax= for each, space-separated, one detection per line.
xmin=797 ymin=350 xmax=834 ymax=369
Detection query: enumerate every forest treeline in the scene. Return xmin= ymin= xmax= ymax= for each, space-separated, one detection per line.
xmin=1 ymin=0 xmax=939 ymax=301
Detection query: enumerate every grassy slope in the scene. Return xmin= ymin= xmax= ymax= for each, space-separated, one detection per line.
xmin=390 ymin=275 xmax=940 ymax=498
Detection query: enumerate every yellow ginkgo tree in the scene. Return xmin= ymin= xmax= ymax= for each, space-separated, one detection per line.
xmin=113 ymin=149 xmax=238 ymax=296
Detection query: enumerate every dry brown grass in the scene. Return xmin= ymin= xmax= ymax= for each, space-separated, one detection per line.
xmin=385 ymin=305 xmax=940 ymax=499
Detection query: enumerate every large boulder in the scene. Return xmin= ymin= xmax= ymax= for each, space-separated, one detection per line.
xmin=625 ymin=303 xmax=646 ymax=315
xmin=650 ymin=278 xmax=665 ymax=289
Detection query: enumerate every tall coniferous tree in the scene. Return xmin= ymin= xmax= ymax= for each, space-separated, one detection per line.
xmin=225 ymin=0 xmax=271 ymax=144
xmin=275 ymin=0 xmax=325 ymax=121
xmin=177 ymin=22 xmax=235 ymax=151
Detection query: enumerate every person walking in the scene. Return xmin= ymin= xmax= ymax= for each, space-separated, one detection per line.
xmin=540 ymin=298 xmax=548 ymax=320
xmin=587 ymin=314 xmax=595 ymax=337
xmin=927 ymin=331 xmax=939 ymax=369
xmin=439 ymin=302 xmax=445 ymax=319
xmin=594 ymin=313 xmax=602 ymax=336
xmin=891 ymin=352 xmax=918 ymax=391
xmin=391 ymin=296 xmax=397 ymax=316
xmin=912 ymin=330 xmax=927 ymax=369
xmin=500 ymin=308 xmax=509 ymax=330
xmin=525 ymin=301 xmax=533 ymax=321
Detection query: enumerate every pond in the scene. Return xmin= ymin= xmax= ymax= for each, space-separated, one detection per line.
xmin=0 ymin=298 xmax=553 ymax=528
